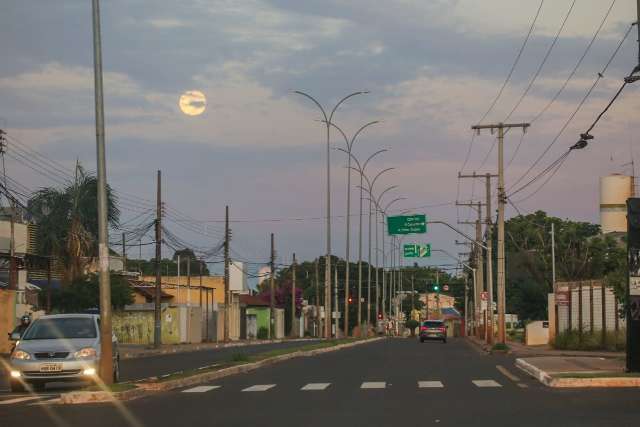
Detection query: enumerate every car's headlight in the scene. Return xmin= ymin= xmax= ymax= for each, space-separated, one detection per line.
xmin=74 ymin=347 xmax=98 ymax=359
xmin=12 ymin=350 xmax=31 ymax=360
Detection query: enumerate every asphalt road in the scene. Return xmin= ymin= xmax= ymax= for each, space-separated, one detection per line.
xmin=2 ymin=338 xmax=640 ymax=426
xmin=0 ymin=339 xmax=318 ymax=392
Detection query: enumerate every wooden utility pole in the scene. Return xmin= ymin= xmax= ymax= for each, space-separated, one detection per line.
xmin=485 ymin=173 xmax=495 ymax=344
xmin=154 ymin=170 xmax=162 ymax=348
xmin=472 ymin=123 xmax=530 ymax=345
xmin=315 ymin=259 xmax=320 ymax=337
xmin=291 ymin=253 xmax=297 ymax=337
xmin=121 ymin=232 xmax=126 ymax=272
xmin=224 ymin=206 xmax=230 ymax=342
xmin=269 ymin=233 xmax=276 ymax=339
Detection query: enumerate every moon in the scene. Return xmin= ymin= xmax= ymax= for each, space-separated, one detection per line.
xmin=179 ymin=90 xmax=206 ymax=116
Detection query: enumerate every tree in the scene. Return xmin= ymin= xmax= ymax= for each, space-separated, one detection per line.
xmin=28 ymin=163 xmax=119 ymax=285
xmin=43 ymin=273 xmax=133 ymax=312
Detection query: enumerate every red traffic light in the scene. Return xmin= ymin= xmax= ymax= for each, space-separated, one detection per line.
xmin=348 ymin=297 xmax=353 ymax=304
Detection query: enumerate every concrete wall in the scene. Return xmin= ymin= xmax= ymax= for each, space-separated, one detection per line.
xmin=555 ymin=281 xmax=626 ymax=334
xmin=140 ymin=276 xmax=223 ymax=304
xmin=0 ymin=290 xmax=16 ymax=354
xmin=112 ymin=307 xmax=181 ymax=345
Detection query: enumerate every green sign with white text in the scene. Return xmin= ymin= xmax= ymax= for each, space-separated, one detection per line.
xmin=388 ymin=214 xmax=427 ymax=235
xmin=403 ymin=244 xmax=431 ymax=258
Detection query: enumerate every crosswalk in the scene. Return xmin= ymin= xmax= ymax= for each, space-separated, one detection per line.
xmin=181 ymin=379 xmax=506 ymax=393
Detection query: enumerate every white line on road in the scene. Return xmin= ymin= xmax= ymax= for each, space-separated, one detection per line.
xmin=28 ymin=398 xmax=61 ymax=406
xmin=472 ymin=380 xmax=502 ymax=388
xmin=242 ymin=384 xmax=276 ymax=392
xmin=361 ymin=382 xmax=386 ymax=389
xmin=496 ymin=365 xmax=521 ymax=382
xmin=301 ymin=383 xmax=331 ymax=391
xmin=0 ymin=396 xmax=43 ymax=405
xmin=182 ymin=386 xmax=221 ymax=393
xmin=418 ymin=381 xmax=444 ymax=388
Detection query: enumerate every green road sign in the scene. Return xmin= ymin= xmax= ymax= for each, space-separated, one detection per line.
xmin=403 ymin=244 xmax=431 ymax=258
xmin=388 ymin=214 xmax=427 ymax=235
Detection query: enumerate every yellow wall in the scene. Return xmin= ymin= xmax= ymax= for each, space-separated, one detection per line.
xmin=0 ymin=290 xmax=16 ymax=354
xmin=112 ymin=307 xmax=180 ymax=345
xmin=140 ymin=276 xmax=223 ymax=305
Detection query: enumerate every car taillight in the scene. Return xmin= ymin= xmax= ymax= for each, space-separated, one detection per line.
xmin=420 ymin=327 xmax=427 ymax=331
xmin=440 ymin=327 xmax=446 ymax=332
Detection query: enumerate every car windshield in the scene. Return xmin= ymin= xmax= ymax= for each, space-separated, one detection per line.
xmin=422 ymin=321 xmax=443 ymax=328
xmin=21 ymin=318 xmax=97 ymax=340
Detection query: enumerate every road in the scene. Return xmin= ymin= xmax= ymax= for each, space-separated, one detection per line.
xmin=2 ymin=338 xmax=639 ymax=426
xmin=0 ymin=339 xmax=318 ymax=392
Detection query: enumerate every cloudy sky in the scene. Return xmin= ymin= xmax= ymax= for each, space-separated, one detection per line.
xmin=0 ymin=0 xmax=638 ymax=279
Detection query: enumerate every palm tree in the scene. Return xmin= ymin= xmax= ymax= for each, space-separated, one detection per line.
xmin=28 ymin=163 xmax=119 ymax=285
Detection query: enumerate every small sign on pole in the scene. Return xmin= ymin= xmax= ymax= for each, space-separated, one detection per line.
xmin=403 ymin=243 xmax=431 ymax=258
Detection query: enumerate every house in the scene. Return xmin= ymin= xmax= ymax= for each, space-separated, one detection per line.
xmin=240 ymin=294 xmax=270 ymax=339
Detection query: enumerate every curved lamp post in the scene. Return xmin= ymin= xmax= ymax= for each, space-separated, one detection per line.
xmin=293 ymin=90 xmax=368 ymax=338
xmin=327 ymin=121 xmax=379 ymax=336
xmin=379 ymin=197 xmax=407 ymax=319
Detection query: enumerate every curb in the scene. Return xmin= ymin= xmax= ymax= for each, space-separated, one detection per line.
xmin=60 ymin=337 xmax=385 ymax=404
xmin=515 ymin=358 xmax=640 ymax=388
xmin=120 ymin=338 xmax=318 ymax=360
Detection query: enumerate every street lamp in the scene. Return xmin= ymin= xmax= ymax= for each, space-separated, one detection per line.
xmin=327 ymin=121 xmax=380 ymax=336
xmin=379 ymin=197 xmax=407 ymax=319
xmin=293 ymin=90 xmax=368 ymax=338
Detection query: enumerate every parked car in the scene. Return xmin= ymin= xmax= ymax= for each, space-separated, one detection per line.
xmin=7 ymin=313 xmax=119 ymax=392
xmin=419 ymin=320 xmax=447 ymax=343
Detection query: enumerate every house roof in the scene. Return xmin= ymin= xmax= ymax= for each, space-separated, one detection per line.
xmin=128 ymin=280 xmax=173 ymax=299
xmin=239 ymin=294 xmax=270 ymax=307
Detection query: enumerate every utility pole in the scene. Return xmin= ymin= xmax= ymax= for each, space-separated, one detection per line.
xmin=291 ymin=253 xmax=297 ymax=337
xmin=224 ymin=206 xmax=230 ymax=342
xmin=411 ymin=273 xmax=415 ymax=313
xmin=121 ymin=232 xmax=126 ymax=272
xmin=315 ymin=258 xmax=320 ymax=337
xmin=472 ymin=123 xmax=530 ymax=345
xmin=154 ymin=170 xmax=162 ymax=349
xmin=270 ymin=233 xmax=276 ymax=339
xmin=334 ymin=264 xmax=339 ymax=337
xmin=177 ymin=255 xmax=181 ymax=304
xmin=551 ymin=222 xmax=558 ymax=340
xmin=92 ymin=0 xmax=113 ymax=382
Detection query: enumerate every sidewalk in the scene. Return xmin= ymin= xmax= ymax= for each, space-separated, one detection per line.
xmin=466 ymin=335 xmax=624 ymax=358
xmin=119 ymin=338 xmax=317 ymax=360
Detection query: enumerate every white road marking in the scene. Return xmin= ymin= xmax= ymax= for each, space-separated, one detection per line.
xmin=182 ymin=386 xmax=220 ymax=393
xmin=301 ymin=383 xmax=331 ymax=391
xmin=418 ymin=381 xmax=444 ymax=388
xmin=361 ymin=382 xmax=386 ymax=389
xmin=242 ymin=384 xmax=276 ymax=392
xmin=472 ymin=380 xmax=502 ymax=388
xmin=517 ymin=383 xmax=529 ymax=388
xmin=496 ymin=365 xmax=520 ymax=382
xmin=28 ymin=398 xmax=61 ymax=406
xmin=0 ymin=396 xmax=43 ymax=405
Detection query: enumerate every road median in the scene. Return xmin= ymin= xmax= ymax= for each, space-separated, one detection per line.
xmin=60 ymin=337 xmax=385 ymax=404
xmin=515 ymin=357 xmax=640 ymax=388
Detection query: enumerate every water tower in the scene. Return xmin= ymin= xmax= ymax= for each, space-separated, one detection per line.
xmin=600 ymin=174 xmax=634 ymax=233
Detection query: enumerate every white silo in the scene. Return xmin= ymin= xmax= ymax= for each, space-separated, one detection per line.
xmin=600 ymin=174 xmax=634 ymax=233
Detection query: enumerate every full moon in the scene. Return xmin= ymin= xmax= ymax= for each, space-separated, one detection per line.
xmin=179 ymin=90 xmax=206 ymax=116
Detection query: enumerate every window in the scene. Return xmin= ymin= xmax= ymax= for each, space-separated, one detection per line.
xmin=22 ymin=317 xmax=97 ymax=340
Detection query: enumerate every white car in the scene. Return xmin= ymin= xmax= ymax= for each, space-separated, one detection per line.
xmin=8 ymin=313 xmax=119 ymax=392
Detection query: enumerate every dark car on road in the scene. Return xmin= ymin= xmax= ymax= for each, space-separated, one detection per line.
xmin=419 ymin=320 xmax=447 ymax=343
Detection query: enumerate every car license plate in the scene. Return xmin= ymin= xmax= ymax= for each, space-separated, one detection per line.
xmin=40 ymin=363 xmax=63 ymax=373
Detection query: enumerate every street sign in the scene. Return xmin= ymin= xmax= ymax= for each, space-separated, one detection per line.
xmin=443 ymin=284 xmax=449 ymax=292
xmin=388 ymin=214 xmax=427 ymax=235
xmin=403 ymin=243 xmax=431 ymax=258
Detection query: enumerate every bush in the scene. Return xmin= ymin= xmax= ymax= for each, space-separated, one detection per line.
xmin=492 ymin=343 xmax=510 ymax=352
xmin=257 ymin=326 xmax=269 ymax=340
xmin=553 ymin=330 xmax=626 ymax=351
xmin=230 ymin=352 xmax=249 ymax=362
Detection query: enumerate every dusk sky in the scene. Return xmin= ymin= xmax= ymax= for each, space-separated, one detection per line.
xmin=1 ymin=0 xmax=638 ymax=281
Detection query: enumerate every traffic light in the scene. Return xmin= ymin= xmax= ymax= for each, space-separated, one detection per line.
xmin=432 ymin=284 xmax=440 ymax=292
xmin=348 ymin=296 xmax=353 ymax=304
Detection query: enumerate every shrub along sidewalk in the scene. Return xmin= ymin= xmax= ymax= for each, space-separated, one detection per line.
xmin=552 ymin=330 xmax=625 ymax=352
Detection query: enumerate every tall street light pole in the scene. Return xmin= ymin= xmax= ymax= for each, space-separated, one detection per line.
xmin=379 ymin=197 xmax=407 ymax=320
xmin=91 ymin=0 xmax=113 ymax=384
xmin=339 ymin=148 xmax=388 ymax=334
xmin=328 ymin=121 xmax=379 ymax=336
xmin=294 ymin=90 xmax=368 ymax=338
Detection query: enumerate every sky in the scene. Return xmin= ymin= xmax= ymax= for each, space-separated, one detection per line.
xmin=0 ymin=0 xmax=638 ymax=281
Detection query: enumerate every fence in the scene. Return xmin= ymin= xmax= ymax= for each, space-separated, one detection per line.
xmin=555 ymin=280 xmax=625 ymax=334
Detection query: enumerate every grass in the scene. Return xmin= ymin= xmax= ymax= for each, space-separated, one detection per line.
xmin=552 ymin=330 xmax=626 ymax=352
xmin=552 ymin=372 xmax=640 ymax=379
xmin=492 ymin=343 xmax=510 ymax=352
